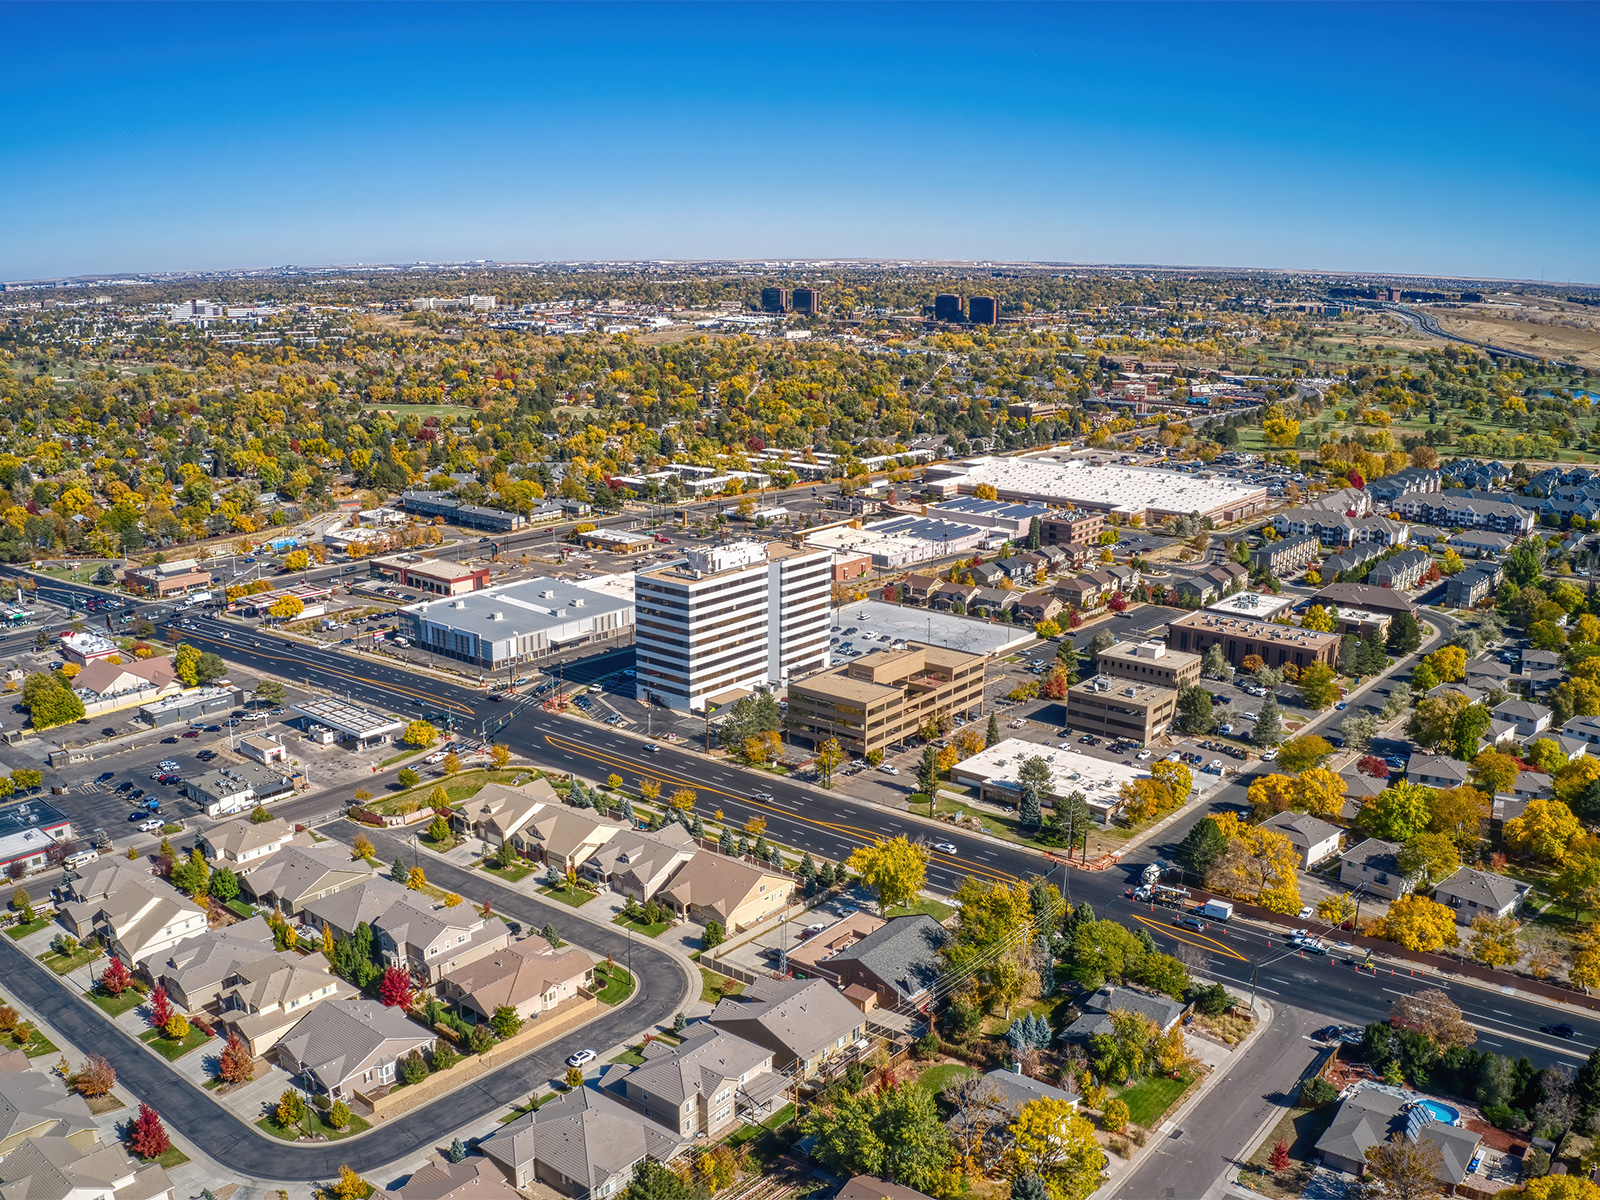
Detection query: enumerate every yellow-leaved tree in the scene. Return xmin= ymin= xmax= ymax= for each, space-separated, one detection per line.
xmin=1206 ymin=812 xmax=1301 ymax=914
xmin=1379 ymin=895 xmax=1460 ymax=952
xmin=846 ymin=837 xmax=929 ymax=914
xmin=1004 ymin=1097 xmax=1105 ymax=1200
xmin=1503 ymin=798 xmax=1583 ymax=864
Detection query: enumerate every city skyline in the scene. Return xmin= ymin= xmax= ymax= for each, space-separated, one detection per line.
xmin=2 ymin=1 xmax=1596 ymax=283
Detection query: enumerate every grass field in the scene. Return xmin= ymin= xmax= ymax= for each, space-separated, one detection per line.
xmin=138 ymin=1025 xmax=209 ymax=1061
xmin=6 ymin=917 xmax=52 ymax=941
xmin=537 ymin=883 xmax=597 ymax=908
xmin=1113 ymin=1072 xmax=1195 ymax=1128
xmin=883 ymin=899 xmax=956 ymax=923
xmin=612 ymin=913 xmax=671 ymax=938
xmin=699 ymin=968 xmax=743 ymax=1006
xmin=255 ymin=1109 xmax=372 ymax=1141
xmin=85 ymin=988 xmax=144 ymax=1018
xmin=39 ymin=946 xmax=101 ymax=975
xmin=912 ymin=1063 xmax=976 ymax=1097
xmin=482 ymin=860 xmax=535 ymax=883
xmin=592 ymin=963 xmax=636 ymax=1005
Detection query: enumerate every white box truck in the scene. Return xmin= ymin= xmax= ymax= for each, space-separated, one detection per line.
xmin=1197 ymin=900 xmax=1234 ymax=922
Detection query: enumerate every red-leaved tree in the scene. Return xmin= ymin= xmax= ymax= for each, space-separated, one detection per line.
xmin=378 ymin=966 xmax=414 ymax=1009
xmin=100 ymin=956 xmax=131 ymax=997
xmin=148 ymin=987 xmax=173 ymax=1029
xmin=1356 ymin=755 xmax=1390 ymax=779
xmin=1347 ymin=471 xmax=1365 ymax=490
xmin=128 ymin=1103 xmax=171 ymax=1160
xmin=1107 ymin=591 xmax=1128 ymax=613
xmin=1269 ymin=1138 xmax=1290 ymax=1173
xmin=217 ymin=1032 xmax=255 ymax=1084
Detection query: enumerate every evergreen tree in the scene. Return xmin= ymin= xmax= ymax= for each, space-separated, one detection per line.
xmin=1357 ymin=627 xmax=1389 ymax=676
xmin=718 ymin=828 xmax=735 ymax=855
xmin=736 ymin=835 xmax=750 ymax=857
xmin=1176 ymin=817 xmax=1228 ymax=880
xmin=985 ymin=713 xmax=1000 ymax=748
xmin=618 ymin=795 xmax=635 ymax=822
xmin=1012 ymin=1176 xmax=1051 ymax=1200
xmin=690 ymin=813 xmax=704 ymax=839
xmin=1019 ymin=782 xmax=1042 ymax=832
xmin=917 ymin=744 xmax=939 ymax=795
xmin=798 ymin=852 xmax=817 ymax=888
xmin=1176 ymin=682 xmax=1215 ymax=734
xmin=448 ymin=1137 xmax=468 ymax=1163
xmin=1576 ymin=1045 xmax=1600 ymax=1121
xmin=1387 ymin=611 xmax=1423 ymax=654
xmin=1253 ymin=693 xmax=1283 ymax=746
xmin=390 ymin=858 xmax=408 ymax=884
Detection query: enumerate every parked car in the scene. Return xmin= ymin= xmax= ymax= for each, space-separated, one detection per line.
xmin=565 ymin=1049 xmax=598 ymax=1067
xmin=137 ymin=818 xmax=162 ymax=833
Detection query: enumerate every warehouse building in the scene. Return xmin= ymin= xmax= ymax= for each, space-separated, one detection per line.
xmin=398 ymin=578 xmax=633 ymax=669
xmin=924 ymin=456 xmax=1268 ymax=525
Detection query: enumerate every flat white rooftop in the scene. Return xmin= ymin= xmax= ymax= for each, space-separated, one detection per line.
xmin=950 ymin=737 xmax=1149 ymax=813
xmin=1206 ymin=591 xmax=1295 ymax=621
xmin=833 ymin=599 xmax=1032 ymax=657
xmin=932 ymin=455 xmax=1267 ymax=518
xmin=292 ymin=698 xmax=405 ymax=739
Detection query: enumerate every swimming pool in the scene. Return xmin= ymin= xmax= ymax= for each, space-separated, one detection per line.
xmin=1419 ymin=1100 xmax=1460 ymax=1124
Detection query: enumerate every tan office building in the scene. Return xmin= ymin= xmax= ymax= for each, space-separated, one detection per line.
xmin=1167 ymin=611 xmax=1339 ymax=671
xmin=787 ymin=645 xmax=986 ymax=757
xmin=1065 ymin=678 xmax=1177 ymax=744
xmin=1097 ymin=641 xmax=1202 ymax=690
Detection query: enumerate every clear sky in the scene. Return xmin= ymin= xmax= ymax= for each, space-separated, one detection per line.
xmin=3 ymin=2 xmax=1597 ymax=283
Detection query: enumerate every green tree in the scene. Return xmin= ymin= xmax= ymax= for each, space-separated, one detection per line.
xmin=397 ymin=768 xmax=420 ymax=789
xmin=491 ymin=1005 xmax=522 ymax=1038
xmin=209 ymin=866 xmax=239 ymax=903
xmin=1018 ymin=755 xmax=1051 ymax=833
xmin=1387 ymin=612 xmax=1423 ymax=654
xmin=194 ymin=652 xmax=227 ymax=684
xmin=1451 ymin=704 xmax=1493 ymax=762
xmin=1298 ymin=660 xmax=1340 ymax=709
xmin=916 ymin=744 xmax=938 ymax=796
xmin=1252 ymin=693 xmax=1283 ymax=746
xmin=1359 ymin=781 xmax=1436 ymax=843
xmin=623 ymin=1160 xmax=691 ymax=1200
xmin=1068 ymin=919 xmax=1146 ymax=991
xmin=1176 ymin=817 xmax=1228 ymax=880
xmin=254 ymin=679 xmax=286 ymax=706
xmin=804 ymin=1083 xmax=953 ymax=1196
xmin=985 ymin=713 xmax=1001 ymax=748
xmin=1176 ymin=682 xmax=1215 ymax=734
xmin=1356 ymin=627 xmax=1389 ymax=676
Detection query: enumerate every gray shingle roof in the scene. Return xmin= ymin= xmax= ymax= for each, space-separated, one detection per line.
xmin=709 ymin=977 xmax=863 ymax=1063
xmin=1259 ymin=811 xmax=1341 ymax=850
xmin=825 ymin=914 xmax=949 ymax=1005
xmin=610 ymin=1025 xmax=771 ymax=1108
xmin=277 ymin=997 xmax=432 ymax=1092
xmin=1434 ymin=867 xmax=1527 ymax=913
xmin=0 ymin=1073 xmax=96 ymax=1145
xmin=1315 ymin=1089 xmax=1480 ymax=1184
xmin=481 ymin=1086 xmax=686 ymax=1192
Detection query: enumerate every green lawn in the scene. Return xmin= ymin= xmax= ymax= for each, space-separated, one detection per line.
xmin=592 ymin=964 xmax=636 ymax=1006
xmin=883 ymin=899 xmax=956 ymax=923
xmin=6 ymin=917 xmax=51 ymax=941
xmin=538 ymin=884 xmax=597 ymax=908
xmin=482 ymin=860 xmax=535 ymax=883
xmin=609 ymin=1046 xmax=646 ymax=1066
xmin=1113 ymin=1072 xmax=1195 ymax=1128
xmin=379 ymin=746 xmax=427 ymax=769
xmin=225 ymin=900 xmax=256 ymax=920
xmin=612 ymin=914 xmax=670 ymax=937
xmin=912 ymin=1063 xmax=976 ymax=1097
xmin=136 ymin=1147 xmax=190 ymax=1169
xmin=255 ymin=1108 xmax=372 ymax=1141
xmin=85 ymin=988 xmax=144 ymax=1018
xmin=700 ymin=968 xmax=743 ymax=1006
xmin=39 ymin=947 xmax=102 ymax=975
xmin=12 ymin=1027 xmax=57 ymax=1058
xmin=499 ymin=1094 xmax=557 ymax=1123
xmin=138 ymin=1026 xmax=209 ymax=1061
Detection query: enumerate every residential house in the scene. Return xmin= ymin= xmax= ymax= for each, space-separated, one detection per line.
xmin=437 ymin=935 xmax=595 ymax=1024
xmin=480 ymin=1085 xmax=688 ymax=1197
xmin=836 ymin=1180 xmax=936 ymax=1200
xmin=1338 ymin=838 xmax=1415 ymax=900
xmin=60 ymin=864 xmax=207 ymax=966
xmin=1520 ymin=648 xmax=1566 ymax=695
xmin=1492 ymin=698 xmax=1552 ymax=740
xmin=218 ymin=948 xmax=347 ymax=1055
xmin=146 ymin=916 xmax=278 ymax=1011
xmin=1445 ymin=562 xmax=1504 ymax=608
xmin=1011 ymin=592 xmax=1063 ymax=626
xmin=1251 ymin=532 xmax=1320 ymax=576
xmin=898 ymin=574 xmax=940 ymax=604
xmin=300 ymin=876 xmax=418 ymax=944
xmin=1432 ymin=867 xmax=1530 ymax=925
xmin=823 ymin=915 xmax=949 ymax=1012
xmin=708 ymin=977 xmax=865 ymax=1077
xmin=197 ymin=816 xmax=301 ymax=868
xmin=968 ymin=562 xmax=1005 ymax=588
xmin=1175 ymin=562 xmax=1247 ymax=605
xmin=1322 ymin=544 xmax=1383 ymax=580
xmin=993 ymin=556 xmax=1042 ymax=587
xmin=276 ymin=996 xmax=435 ymax=1099
xmin=0 ymin=1135 xmax=174 ymax=1200
xmin=580 ymin=825 xmax=697 ymax=902
xmin=1406 ymin=755 xmax=1474 ymax=790
xmin=1061 ymin=985 xmax=1186 ymax=1041
xmin=1314 ymin=1089 xmax=1481 ymax=1186
xmin=1052 ymin=575 xmax=1101 ymax=610
xmin=945 ymin=1069 xmax=1081 ymax=1165
xmin=1367 ymin=548 xmax=1431 ymax=590
xmin=454 ymin=780 xmax=559 ymax=848
xmin=930 ymin=582 xmax=979 ymax=613
xmin=1259 ymin=812 xmax=1342 ymax=870
xmin=1563 ymin=714 xmax=1600 ymax=749
xmin=1447 ymin=530 xmax=1516 ymax=559
xmin=515 ymin=810 xmax=631 ymax=875
xmin=782 ymin=911 xmax=887 ymax=982
xmin=0 ymin=1072 xmax=99 ymax=1157
xmin=375 ymin=899 xmax=510 ymax=986
xmin=599 ymin=1024 xmax=784 ymax=1138
xmin=967 ymin=587 xmax=1015 ymax=619
xmin=238 ymin=844 xmax=373 ymax=916
xmin=659 ymin=853 xmax=794 ymax=933
xmin=375 ymin=1157 xmax=522 ymax=1200
xmin=1508 ymin=771 xmax=1554 ymax=801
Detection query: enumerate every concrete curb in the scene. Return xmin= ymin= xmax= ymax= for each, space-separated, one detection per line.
xmin=1089 ymin=993 xmax=1277 ymax=1200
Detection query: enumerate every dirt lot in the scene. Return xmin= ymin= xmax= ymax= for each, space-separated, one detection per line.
xmin=1426 ymin=307 xmax=1600 ymax=368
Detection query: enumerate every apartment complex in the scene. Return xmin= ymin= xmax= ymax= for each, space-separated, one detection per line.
xmin=1167 ymin=611 xmax=1339 ymax=670
xmin=786 ymin=644 xmax=986 ymax=756
xmin=634 ymin=541 xmax=831 ymax=712
xmin=1096 ymin=640 xmax=1202 ymax=690
xmin=1391 ymin=494 xmax=1537 ymax=534
xmin=1250 ymin=531 xmax=1319 ymax=576
xmin=1064 ymin=678 xmax=1177 ymax=744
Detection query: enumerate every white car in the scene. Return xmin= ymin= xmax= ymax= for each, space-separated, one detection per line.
xmin=1207 ymin=759 xmax=1224 ymax=772
xmin=1136 ymin=750 xmax=1152 ymax=760
xmin=137 ymin=818 xmax=162 ymax=833
xmin=1260 ymin=748 xmax=1279 ymax=761
xmin=1164 ymin=752 xmax=1182 ymax=762
xmin=565 ymin=1049 xmax=597 ymax=1068
xmin=931 ymin=842 xmax=959 ymax=855
xmin=1242 ymin=712 xmax=1260 ymax=722
xmin=878 ymin=765 xmax=900 ymax=775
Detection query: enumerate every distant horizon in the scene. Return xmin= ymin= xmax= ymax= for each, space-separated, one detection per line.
xmin=2 ymin=2 xmax=1595 ymax=283
xmin=5 ymin=256 xmax=1593 ymax=292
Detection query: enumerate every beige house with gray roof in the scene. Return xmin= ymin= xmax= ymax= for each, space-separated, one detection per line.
xmin=708 ymin=976 xmax=864 ymax=1078
xmin=1432 ymin=867 xmax=1530 ymax=924
xmin=0 ymin=1135 xmax=174 ymax=1200
xmin=438 ymin=936 xmax=595 ymax=1024
xmin=376 ymin=899 xmax=509 ymax=985
xmin=60 ymin=864 xmax=207 ymax=965
xmin=659 ymin=852 xmax=793 ymax=932
xmin=0 ymin=1073 xmax=99 ymax=1158
xmin=218 ymin=949 xmax=349 ymax=1055
xmin=581 ymin=826 xmax=697 ymax=902
xmin=598 ymin=1025 xmax=784 ymax=1139
xmin=480 ymin=1085 xmax=688 ymax=1197
xmin=454 ymin=780 xmax=559 ymax=848
xmin=197 ymin=816 xmax=301 ymax=867
xmin=300 ymin=876 xmax=416 ymax=943
xmin=276 ymin=996 xmax=435 ymax=1099
xmin=515 ymin=810 xmax=629 ymax=874
xmin=146 ymin=916 xmax=277 ymax=1011
xmin=238 ymin=844 xmax=373 ymax=916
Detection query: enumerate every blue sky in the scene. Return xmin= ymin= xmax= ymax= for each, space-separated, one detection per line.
xmin=3 ymin=2 xmax=1597 ymax=282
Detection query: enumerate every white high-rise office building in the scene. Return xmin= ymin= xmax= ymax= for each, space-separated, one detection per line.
xmin=634 ymin=541 xmax=832 ymax=712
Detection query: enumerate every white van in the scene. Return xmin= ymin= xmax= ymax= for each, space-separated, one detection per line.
xmin=64 ymin=849 xmax=98 ymax=870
